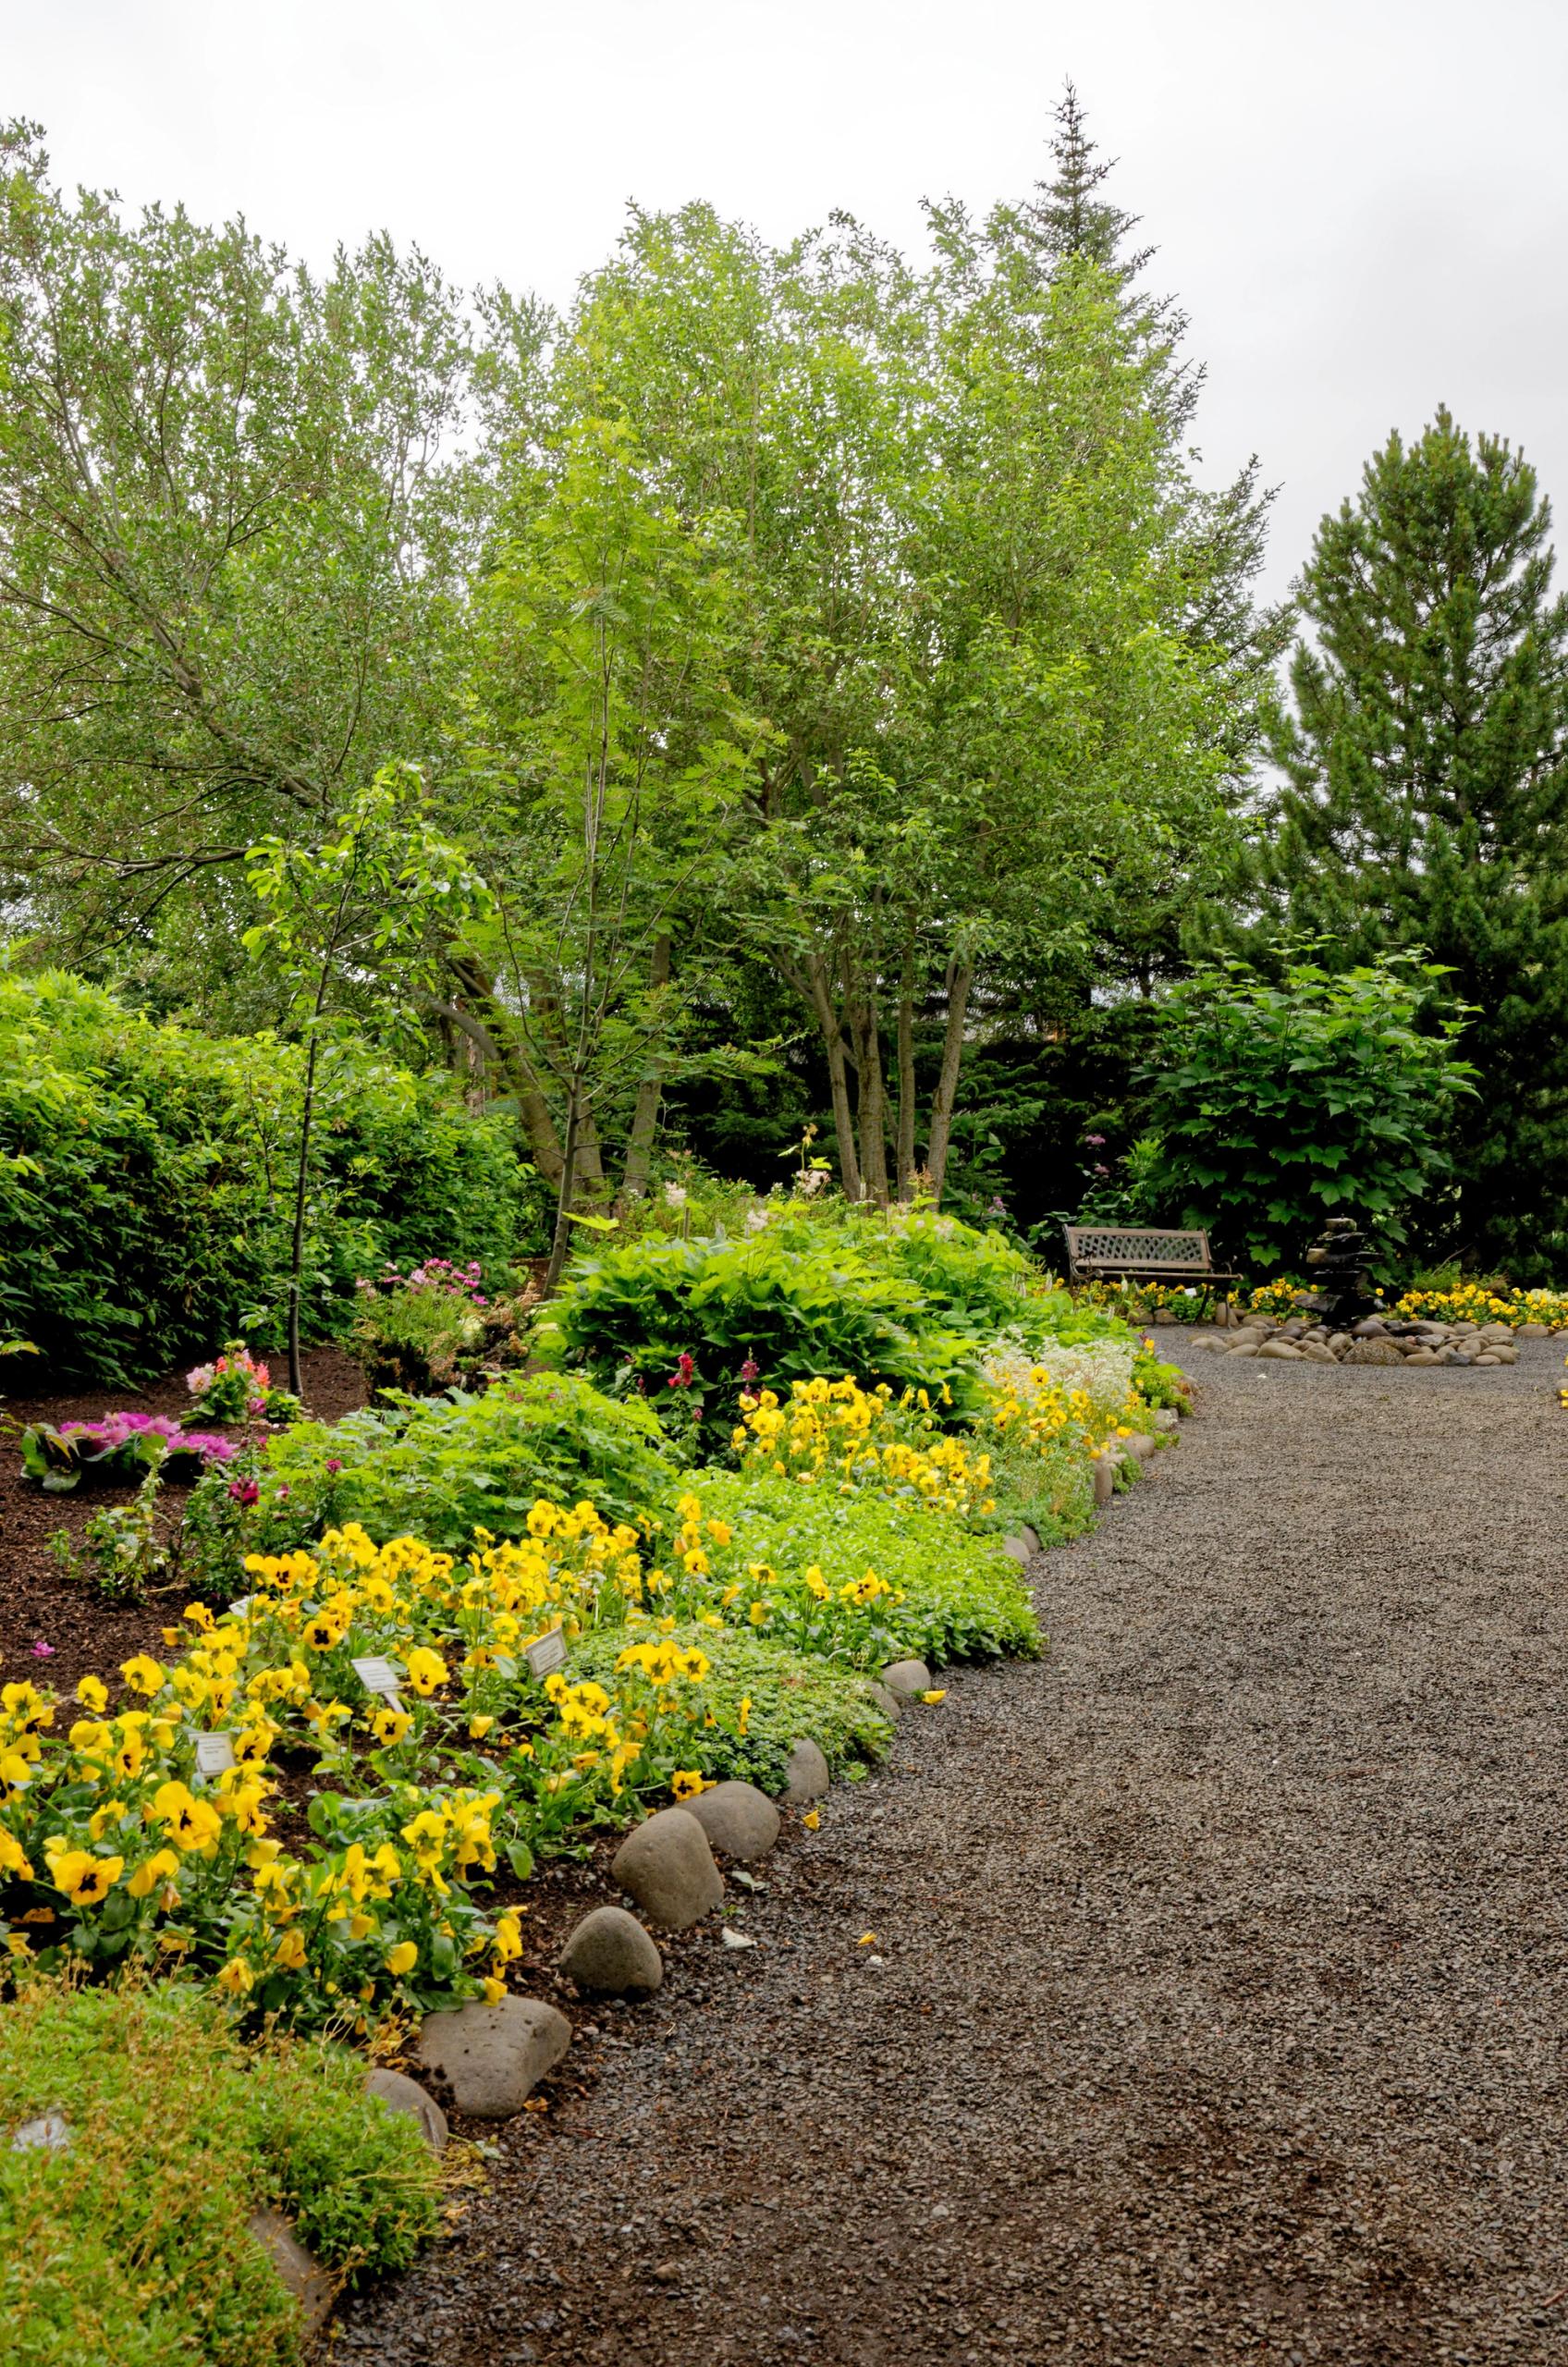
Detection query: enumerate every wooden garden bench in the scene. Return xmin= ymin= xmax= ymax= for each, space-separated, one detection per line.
xmin=1062 ymin=1225 xmax=1241 ymax=1314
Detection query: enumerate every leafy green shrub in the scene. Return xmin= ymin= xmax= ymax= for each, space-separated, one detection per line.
xmin=544 ymin=1225 xmax=988 ymax=1435
xmin=685 ymin=1468 xmax=1042 ymax=1667
xmin=1141 ymin=955 xmax=1475 ymax=1271
xmin=571 ymin=1623 xmax=894 ymax=1792
xmin=0 ymin=1976 xmax=440 ymax=2367
xmin=0 ymin=969 xmax=548 ymax=1383
xmin=183 ymin=1372 xmax=680 ymax=1587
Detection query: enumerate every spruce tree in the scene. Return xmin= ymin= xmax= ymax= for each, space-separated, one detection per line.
xmin=1264 ymin=407 xmax=1568 ymax=1273
xmin=1020 ymin=80 xmax=1152 ymax=280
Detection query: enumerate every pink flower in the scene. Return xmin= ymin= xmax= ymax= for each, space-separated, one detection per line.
xmin=228 ymin=1479 xmax=259 ymax=1506
xmin=31 ymin=1640 xmax=55 ymax=1658
xmin=325 ymin=1459 xmax=342 ymax=1476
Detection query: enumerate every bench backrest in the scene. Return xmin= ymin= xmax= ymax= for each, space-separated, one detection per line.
xmin=1063 ymin=1225 xmax=1213 ymax=1273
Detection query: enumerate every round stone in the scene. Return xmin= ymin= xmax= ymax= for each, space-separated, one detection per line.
xmin=1342 ymin=1339 xmax=1405 ymax=1366
xmin=414 ymin=1996 xmax=571 ymax=2119
xmin=880 ymin=1658 xmax=934 ymax=1699
xmin=781 ymin=1736 xmax=830 ymax=1803
xmin=611 ymin=1808 xmax=725 ymax=1930
xmin=682 ymin=1780 xmax=782 ymax=1861
xmin=364 ymin=2067 xmax=448 ymax=2153
xmin=559 ymin=1906 xmax=664 ymax=1998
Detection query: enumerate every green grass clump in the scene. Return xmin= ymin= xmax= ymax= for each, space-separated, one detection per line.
xmin=573 ymin=1622 xmax=895 ymax=1792
xmin=0 ymin=1977 xmax=441 ymax=2367
xmin=684 ymin=1467 xmax=1044 ymax=1668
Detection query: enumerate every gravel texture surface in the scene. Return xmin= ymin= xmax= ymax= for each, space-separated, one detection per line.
xmin=337 ymin=1341 xmax=1568 ymax=2365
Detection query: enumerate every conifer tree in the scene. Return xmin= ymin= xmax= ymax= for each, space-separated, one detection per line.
xmin=1263 ymin=407 xmax=1568 ymax=1271
xmin=1019 ymin=80 xmax=1152 ymax=282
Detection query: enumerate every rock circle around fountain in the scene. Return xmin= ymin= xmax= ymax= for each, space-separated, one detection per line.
xmin=1186 ymin=1311 xmax=1525 ymax=1367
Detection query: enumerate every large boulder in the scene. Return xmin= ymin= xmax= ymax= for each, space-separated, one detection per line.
xmin=559 ymin=1906 xmax=664 ymax=1998
xmin=611 ymin=1807 xmax=724 ymax=1929
xmin=781 ymin=1737 xmax=830 ymax=1803
xmin=880 ymin=1658 xmax=933 ymax=1699
xmin=682 ymin=1780 xmax=781 ymax=1862
xmin=364 ymin=2066 xmax=448 ymax=2153
xmin=1343 ymin=1339 xmax=1405 ymax=1367
xmin=415 ymin=1995 xmax=571 ymax=2119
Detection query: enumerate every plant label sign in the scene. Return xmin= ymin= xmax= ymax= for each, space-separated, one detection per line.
xmin=193 ymin=1732 xmax=236 ymax=1780
xmin=524 ymin=1629 xmax=568 ymax=1680
xmin=352 ymin=1656 xmax=403 ymax=1701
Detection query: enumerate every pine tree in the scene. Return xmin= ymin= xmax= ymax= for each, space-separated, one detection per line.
xmin=1263 ymin=407 xmax=1568 ymax=1272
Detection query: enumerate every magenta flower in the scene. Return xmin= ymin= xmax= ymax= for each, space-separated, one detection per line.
xmin=325 ymin=1459 xmax=342 ymax=1476
xmin=228 ymin=1478 xmax=260 ymax=1507
xmin=1084 ymin=1134 xmax=1107 ymax=1147
xmin=31 ymin=1640 xmax=55 ymax=1659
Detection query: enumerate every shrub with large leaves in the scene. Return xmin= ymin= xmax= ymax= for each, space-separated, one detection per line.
xmin=1141 ymin=956 xmax=1475 ymax=1270
xmin=543 ymin=1226 xmax=989 ymax=1430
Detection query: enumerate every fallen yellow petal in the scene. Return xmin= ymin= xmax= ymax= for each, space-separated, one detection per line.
xmin=857 ymin=1932 xmax=877 ymax=1946
xmin=921 ymin=1689 xmax=947 ymax=1704
xmin=802 ymin=1808 xmax=821 ymax=1831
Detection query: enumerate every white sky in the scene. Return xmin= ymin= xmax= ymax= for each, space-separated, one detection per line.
xmin=5 ymin=0 xmax=1567 ymax=602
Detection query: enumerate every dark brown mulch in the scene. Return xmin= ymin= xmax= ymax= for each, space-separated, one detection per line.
xmin=0 ymin=1347 xmax=366 ymax=1698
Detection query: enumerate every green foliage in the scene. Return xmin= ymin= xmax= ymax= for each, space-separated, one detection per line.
xmin=544 ymin=1223 xmax=988 ymax=1433
xmin=0 ymin=970 xmax=546 ymax=1382
xmin=1258 ymin=408 xmax=1568 ymax=1273
xmin=1142 ymin=956 xmax=1475 ymax=1271
xmin=571 ymin=1624 xmax=894 ymax=1793
xmin=686 ymin=1468 xmax=1042 ymax=1669
xmin=0 ymin=126 xmax=474 ymax=1013
xmin=0 ymin=1976 xmax=440 ymax=2367
xmin=185 ymin=1373 xmax=680 ymax=1583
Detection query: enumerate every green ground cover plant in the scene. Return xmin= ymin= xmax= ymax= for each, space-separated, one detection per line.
xmin=685 ymin=1467 xmax=1042 ymax=1669
xmin=0 ymin=1976 xmax=440 ymax=2367
xmin=572 ymin=1623 xmax=897 ymax=1793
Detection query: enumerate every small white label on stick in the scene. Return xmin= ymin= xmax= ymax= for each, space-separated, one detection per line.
xmin=193 ymin=1732 xmax=236 ymax=1779
xmin=524 ymin=1629 xmax=568 ymax=1679
xmin=352 ymin=1656 xmax=403 ymax=1699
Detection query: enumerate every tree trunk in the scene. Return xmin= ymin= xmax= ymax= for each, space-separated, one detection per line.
xmin=924 ymin=958 xmax=974 ymax=1205
xmin=286 ymin=1024 xmax=320 ymax=1398
xmin=851 ymin=980 xmax=890 ymax=1207
xmin=619 ymin=932 xmax=671 ymax=1205
xmin=541 ymin=1081 xmax=584 ymax=1300
xmin=810 ymin=954 xmax=863 ymax=1200
xmin=895 ymin=919 xmax=917 ymax=1200
xmin=445 ymin=953 xmax=566 ymax=1184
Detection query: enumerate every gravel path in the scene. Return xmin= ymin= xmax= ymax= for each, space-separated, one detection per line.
xmin=337 ymin=1342 xmax=1568 ymax=2366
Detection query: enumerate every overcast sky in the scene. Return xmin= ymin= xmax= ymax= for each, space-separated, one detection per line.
xmin=5 ymin=0 xmax=1566 ymax=602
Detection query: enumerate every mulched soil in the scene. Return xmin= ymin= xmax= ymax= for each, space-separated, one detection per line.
xmin=331 ymin=1334 xmax=1568 ymax=2367
xmin=0 ymin=1349 xmax=366 ymax=1698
